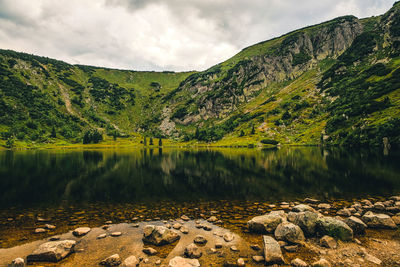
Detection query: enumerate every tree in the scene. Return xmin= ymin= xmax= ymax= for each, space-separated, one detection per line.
xmin=239 ymin=130 xmax=245 ymax=137
xmin=158 ymin=138 xmax=162 ymax=146
xmin=83 ymin=129 xmax=103 ymax=144
xmin=51 ymin=126 xmax=56 ymax=138
xmin=195 ymin=127 xmax=200 ymax=139
xmin=6 ymin=137 xmax=14 ymax=148
xmin=251 ymin=124 xmax=255 ymax=135
xmin=149 ymin=137 xmax=153 ymax=145
xmin=143 ymin=136 xmax=147 ymax=146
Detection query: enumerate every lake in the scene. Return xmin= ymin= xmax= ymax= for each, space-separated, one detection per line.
xmin=0 ymin=146 xmax=400 ymax=249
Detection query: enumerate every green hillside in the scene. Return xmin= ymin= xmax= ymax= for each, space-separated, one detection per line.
xmin=1 ymin=2 xmax=400 ymax=148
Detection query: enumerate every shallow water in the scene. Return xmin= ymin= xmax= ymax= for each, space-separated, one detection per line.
xmin=0 ymin=147 xmax=400 ymax=249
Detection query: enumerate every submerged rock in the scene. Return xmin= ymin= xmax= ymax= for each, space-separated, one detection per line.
xmin=100 ymin=254 xmax=122 ymax=267
xmin=247 ymin=210 xmax=286 ymax=233
xmin=169 ymin=256 xmax=200 ymax=267
xmin=263 ymin=235 xmax=284 ymax=264
xmin=143 ymin=225 xmax=180 ymax=245
xmin=120 ymin=255 xmax=139 ymax=267
xmin=316 ymin=217 xmax=353 ymax=241
xmin=27 ymin=240 xmax=76 ymax=263
xmin=361 ymin=211 xmax=397 ymax=229
xmin=184 ymin=243 xmax=202 ymax=259
xmin=274 ymin=222 xmax=305 ymax=244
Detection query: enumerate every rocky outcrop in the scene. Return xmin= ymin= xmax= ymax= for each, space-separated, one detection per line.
xmin=27 ymin=240 xmax=76 ymax=263
xmin=142 ymin=225 xmax=181 ymax=245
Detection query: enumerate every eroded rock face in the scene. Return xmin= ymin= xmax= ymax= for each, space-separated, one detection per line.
xmin=27 ymin=240 xmax=76 ymax=263
xmin=143 ymin=225 xmax=181 ymax=245
xmin=263 ymin=235 xmax=284 ymax=264
xmin=247 ymin=210 xmax=286 ymax=233
xmin=169 ymin=256 xmax=200 ymax=267
xmin=274 ymin=222 xmax=305 ymax=244
xmin=316 ymin=217 xmax=353 ymax=241
xmin=361 ymin=211 xmax=397 ymax=229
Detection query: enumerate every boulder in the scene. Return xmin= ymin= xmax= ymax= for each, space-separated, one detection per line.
xmin=11 ymin=258 xmax=25 ymax=267
xmin=343 ymin=216 xmax=367 ymax=235
xmin=72 ymin=227 xmax=91 ymax=237
xmin=100 ymin=254 xmax=122 ymax=267
xmin=274 ymin=222 xmax=305 ymax=244
xmin=316 ymin=217 xmax=353 ymax=241
xmin=292 ymin=204 xmax=315 ymax=212
xmin=291 ymin=258 xmax=308 ymax=267
xmin=287 ymin=211 xmax=320 ymax=236
xmin=361 ymin=211 xmax=397 ymax=229
xmin=320 ymin=235 xmax=337 ymax=249
xmin=120 ymin=255 xmax=139 ymax=267
xmin=143 ymin=225 xmax=180 ymax=245
xmin=337 ymin=209 xmax=351 ymax=217
xmin=317 ymin=203 xmax=331 ymax=210
xmin=27 ymin=240 xmax=76 ymax=263
xmin=247 ymin=210 xmax=286 ymax=233
xmin=169 ymin=256 xmax=200 ymax=267
xmin=184 ymin=243 xmax=202 ymax=259
xmin=263 ymin=236 xmax=284 ymax=264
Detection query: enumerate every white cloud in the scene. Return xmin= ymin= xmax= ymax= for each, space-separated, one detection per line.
xmin=0 ymin=0 xmax=396 ymax=71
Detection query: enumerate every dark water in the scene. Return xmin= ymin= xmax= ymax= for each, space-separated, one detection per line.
xmin=1 ymin=147 xmax=400 ymax=208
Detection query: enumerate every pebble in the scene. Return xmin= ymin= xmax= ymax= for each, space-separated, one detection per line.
xmin=97 ymin=233 xmax=107 ymax=239
xmin=230 ymin=245 xmax=239 ymax=252
xmin=143 ymin=247 xmax=158 ymax=256
xmin=252 ymin=255 xmax=264 ymax=263
xmin=34 ymin=228 xmax=46 ymax=234
xmin=223 ymin=232 xmax=234 ymax=242
xmin=111 ymin=232 xmax=122 ymax=237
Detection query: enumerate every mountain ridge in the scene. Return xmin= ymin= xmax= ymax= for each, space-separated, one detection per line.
xmin=0 ymin=2 xmax=400 ymax=148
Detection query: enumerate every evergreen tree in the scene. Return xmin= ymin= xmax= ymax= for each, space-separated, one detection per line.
xmin=158 ymin=138 xmax=162 ymax=146
xmin=251 ymin=124 xmax=255 ymax=135
xmin=143 ymin=136 xmax=147 ymax=146
xmin=149 ymin=137 xmax=153 ymax=145
xmin=51 ymin=126 xmax=56 ymax=138
xmin=239 ymin=130 xmax=245 ymax=137
xmin=195 ymin=127 xmax=199 ymax=139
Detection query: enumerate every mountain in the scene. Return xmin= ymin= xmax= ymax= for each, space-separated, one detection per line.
xmin=1 ymin=2 xmax=400 ymax=148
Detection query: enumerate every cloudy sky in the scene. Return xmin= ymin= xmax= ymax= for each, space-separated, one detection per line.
xmin=0 ymin=0 xmax=396 ymax=71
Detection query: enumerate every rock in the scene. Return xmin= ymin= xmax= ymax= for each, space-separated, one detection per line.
xmin=194 ymin=235 xmax=207 ymax=244
xmin=143 ymin=247 xmax=158 ymax=255
xmin=223 ymin=232 xmax=235 ymax=242
xmin=316 ymin=217 xmax=353 ymax=241
xmin=287 ymin=211 xmax=320 ymax=236
xmin=111 ymin=232 xmax=122 ymax=237
xmin=169 ymin=256 xmax=200 ymax=267
xmin=237 ymin=258 xmax=245 ymax=266
xmin=11 ymin=258 xmax=25 ymax=267
xmin=49 ymin=236 xmax=60 ymax=241
xmin=292 ymin=204 xmax=315 ymax=212
xmin=291 ymin=258 xmax=308 ymax=267
xmin=45 ymin=224 xmax=56 ymax=230
xmin=180 ymin=226 xmax=189 ymax=234
xmin=365 ymin=253 xmax=382 ymax=265
xmin=337 ymin=209 xmax=351 ymax=217
xmin=156 ymin=259 xmax=161 ymax=265
xmin=252 ymin=255 xmax=264 ymax=263
xmin=97 ymin=233 xmax=107 ymax=239
xmin=203 ymin=225 xmax=212 ymax=231
xmin=207 ymin=216 xmax=218 ymax=222
xmin=100 ymin=254 xmax=122 ymax=267
xmin=142 ymin=225 xmax=180 ymax=245
xmin=284 ymin=245 xmax=298 ymax=252
xmin=27 ymin=240 xmax=76 ymax=263
xmin=392 ymin=215 xmax=400 ymax=225
xmin=121 ymin=255 xmax=139 ymax=267
xmin=72 ymin=227 xmax=91 ymax=237
xmin=181 ymin=215 xmax=190 ymax=221
xmin=215 ymin=242 xmax=223 ymax=248
xmin=304 ymin=198 xmax=319 ymax=204
xmin=247 ymin=210 xmax=286 ymax=233
xmin=132 ymin=223 xmax=139 ymax=228
xmin=320 ymin=235 xmax=337 ymax=249
xmin=373 ymin=202 xmax=385 ymax=211
xmin=173 ymin=223 xmax=182 ymax=230
xmin=317 ymin=203 xmax=331 ymax=210
xmin=34 ymin=228 xmax=46 ymax=234
xmin=361 ymin=211 xmax=397 ymax=229
xmin=274 ymin=222 xmax=305 ymax=244
xmin=184 ymin=243 xmax=203 ymax=259
xmin=263 ymin=235 xmax=284 ymax=264
xmin=230 ymin=245 xmax=238 ymax=251
xmin=312 ymin=258 xmax=331 ymax=267
xmin=343 ymin=216 xmax=367 ymax=235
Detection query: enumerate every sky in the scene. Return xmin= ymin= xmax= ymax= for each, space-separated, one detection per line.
xmin=0 ymin=0 xmax=396 ymax=71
